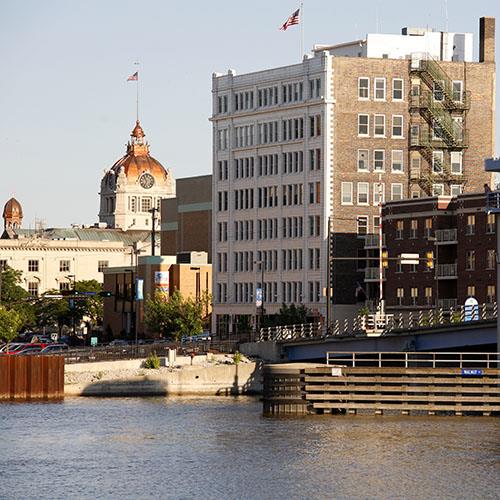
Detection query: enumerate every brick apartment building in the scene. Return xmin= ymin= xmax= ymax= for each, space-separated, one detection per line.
xmin=211 ymin=17 xmax=495 ymax=338
xmin=370 ymin=192 xmax=496 ymax=311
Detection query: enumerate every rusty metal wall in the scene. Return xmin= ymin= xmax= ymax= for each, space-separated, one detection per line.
xmin=0 ymin=356 xmax=64 ymax=400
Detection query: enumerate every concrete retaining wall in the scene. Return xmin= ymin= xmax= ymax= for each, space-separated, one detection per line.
xmin=65 ymin=360 xmax=262 ymax=397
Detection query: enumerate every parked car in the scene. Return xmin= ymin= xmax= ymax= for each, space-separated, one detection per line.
xmin=108 ymin=339 xmax=129 ymax=346
xmin=16 ymin=345 xmax=43 ymax=355
xmin=40 ymin=344 xmax=69 ymax=354
xmin=181 ymin=332 xmax=212 ymax=344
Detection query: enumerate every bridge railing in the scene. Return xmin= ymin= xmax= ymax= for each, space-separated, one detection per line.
xmin=259 ymin=322 xmax=322 ymax=342
xmin=257 ymin=302 xmax=497 ymax=342
xmin=326 ymin=351 xmax=500 ymax=369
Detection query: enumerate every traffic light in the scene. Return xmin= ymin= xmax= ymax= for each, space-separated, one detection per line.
xmin=381 ymin=251 xmax=389 ymax=268
xmin=99 ymin=291 xmax=113 ymax=297
xmin=426 ymin=251 xmax=434 ymax=269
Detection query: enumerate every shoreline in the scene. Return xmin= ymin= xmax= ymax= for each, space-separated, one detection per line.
xmin=64 ymin=355 xmax=263 ymax=397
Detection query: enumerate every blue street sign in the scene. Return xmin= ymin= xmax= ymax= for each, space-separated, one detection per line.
xmin=79 ymin=291 xmax=97 ymax=296
xmin=461 ymin=368 xmax=483 ymax=377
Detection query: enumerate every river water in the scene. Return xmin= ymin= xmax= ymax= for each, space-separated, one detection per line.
xmin=1 ymin=397 xmax=498 ymax=500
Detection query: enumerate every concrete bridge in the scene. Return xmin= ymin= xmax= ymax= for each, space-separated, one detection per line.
xmin=243 ymin=317 xmax=497 ymax=362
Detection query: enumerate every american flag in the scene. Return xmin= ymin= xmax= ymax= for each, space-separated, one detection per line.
xmin=127 ymin=71 xmax=138 ymax=81
xmin=280 ymin=8 xmax=300 ymax=31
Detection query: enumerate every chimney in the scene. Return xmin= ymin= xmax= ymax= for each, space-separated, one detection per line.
xmin=479 ymin=17 xmax=495 ymax=62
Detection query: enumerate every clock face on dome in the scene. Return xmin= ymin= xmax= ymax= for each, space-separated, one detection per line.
xmin=140 ymin=173 xmax=155 ymax=189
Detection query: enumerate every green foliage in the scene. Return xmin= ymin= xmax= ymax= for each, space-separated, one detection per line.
xmin=0 ymin=266 xmax=34 ymax=331
xmin=0 ymin=306 xmax=23 ymax=344
xmin=145 ymin=290 xmax=204 ymax=340
xmin=144 ymin=351 xmax=160 ymax=369
xmin=357 ymin=306 xmax=370 ymax=317
xmin=74 ymin=280 xmax=104 ymax=328
xmin=233 ymin=351 xmax=242 ymax=365
xmin=276 ymin=303 xmax=309 ymax=326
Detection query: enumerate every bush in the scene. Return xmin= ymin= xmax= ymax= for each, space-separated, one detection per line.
xmin=144 ymin=351 xmax=160 ymax=369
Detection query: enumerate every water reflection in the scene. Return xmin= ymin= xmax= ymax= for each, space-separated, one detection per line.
xmin=0 ymin=397 xmax=498 ymax=499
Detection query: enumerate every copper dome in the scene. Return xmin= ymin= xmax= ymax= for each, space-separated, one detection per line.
xmin=3 ymin=197 xmax=23 ymax=218
xmin=108 ymin=120 xmax=168 ymax=183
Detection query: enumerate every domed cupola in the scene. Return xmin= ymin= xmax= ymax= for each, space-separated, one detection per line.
xmin=98 ymin=120 xmax=175 ymax=230
xmin=3 ymin=197 xmax=23 ymax=230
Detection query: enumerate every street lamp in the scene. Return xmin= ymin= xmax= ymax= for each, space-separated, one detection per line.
xmin=254 ymin=260 xmax=265 ymax=338
xmin=66 ymin=274 xmax=76 ymax=337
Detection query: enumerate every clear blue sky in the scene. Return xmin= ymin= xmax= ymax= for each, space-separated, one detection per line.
xmin=1 ymin=0 xmax=499 ymax=227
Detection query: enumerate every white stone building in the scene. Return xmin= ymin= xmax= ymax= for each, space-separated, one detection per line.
xmin=210 ymin=19 xmax=494 ymax=339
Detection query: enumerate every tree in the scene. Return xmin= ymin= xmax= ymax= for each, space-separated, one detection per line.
xmin=0 ymin=306 xmax=23 ymax=345
xmin=145 ymin=290 xmax=204 ymax=340
xmin=0 ymin=266 xmax=35 ymax=331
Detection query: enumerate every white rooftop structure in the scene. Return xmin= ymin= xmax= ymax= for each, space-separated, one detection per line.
xmin=313 ymin=27 xmax=473 ymax=62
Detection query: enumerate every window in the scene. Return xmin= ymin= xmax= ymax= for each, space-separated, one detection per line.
xmin=432 ymin=184 xmax=444 ymax=196
xmin=130 ymin=197 xmax=137 ymax=212
xmin=59 ymin=282 xmax=71 ymax=292
xmin=397 ymin=288 xmax=404 ymax=306
xmin=391 ymin=183 xmax=403 ymax=201
xmin=309 ymin=148 xmax=321 ymax=170
xmin=309 ymin=78 xmax=321 ymax=99
xmin=98 ymin=260 xmax=109 ymax=273
xmin=374 ymin=78 xmax=386 ymax=100
xmin=28 ymin=260 xmax=39 ymax=272
xmin=217 ymin=129 xmax=229 ymax=150
xmin=425 ymin=287 xmax=433 ymax=305
xmin=59 ymin=260 xmax=70 ymax=273
xmin=396 ymin=220 xmax=404 ymax=239
xmin=450 ymin=152 xmax=462 ymax=174
xmin=358 ymin=149 xmax=369 ymax=171
xmin=433 ymin=80 xmax=444 ymax=101
xmin=432 ymin=151 xmax=443 ymax=173
xmin=141 ymin=197 xmax=152 ymax=212
xmin=374 ymin=115 xmax=385 ymax=137
xmin=410 ymin=287 xmax=418 ymax=306
xmin=466 ymin=250 xmax=475 ymax=271
xmin=282 ymin=82 xmax=303 ymax=103
xmin=467 ymin=285 xmax=476 ymax=297
xmin=450 ymin=185 xmax=462 ymax=197
xmin=410 ymin=219 xmax=418 ymax=239
xmin=0 ymin=259 xmax=7 ymax=270
xmin=374 ymin=150 xmax=385 ymax=171
xmin=466 ymin=215 xmax=475 ymax=235
xmin=391 ymin=150 xmax=403 ymax=173
xmin=393 ymin=79 xmax=404 ymax=100
xmin=425 ymin=218 xmax=433 ymax=239
xmin=357 ymin=216 xmax=368 ymax=236
xmin=411 ymin=156 xmax=421 ymax=177
xmin=452 ymin=81 xmax=463 ymax=102
xmin=373 ymin=182 xmax=385 ymax=205
xmin=487 ymin=285 xmax=496 ymax=304
xmin=28 ymin=282 xmax=39 ymax=297
xmin=309 ymin=115 xmax=321 ymax=137
xmin=487 ymin=249 xmax=496 ymax=270
xmin=487 ymin=213 xmax=495 ymax=234
xmin=217 ymin=95 xmax=228 ymax=114
xmin=357 ymin=182 xmax=369 ymax=205
xmin=341 ymin=182 xmax=353 ymax=205
xmin=358 ymin=77 xmax=369 ymax=99
xmin=392 ymin=115 xmax=403 ymax=137
xmin=358 ymin=114 xmax=369 ymax=136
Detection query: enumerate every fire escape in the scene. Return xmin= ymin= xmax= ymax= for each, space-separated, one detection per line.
xmin=409 ymin=54 xmax=469 ymax=196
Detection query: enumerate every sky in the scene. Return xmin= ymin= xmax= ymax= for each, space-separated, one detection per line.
xmin=1 ymin=0 xmax=499 ymax=227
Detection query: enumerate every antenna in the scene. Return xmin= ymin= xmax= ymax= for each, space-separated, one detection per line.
xmin=445 ymin=0 xmax=449 ymax=32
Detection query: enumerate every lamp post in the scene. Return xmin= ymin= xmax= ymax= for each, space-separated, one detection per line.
xmin=149 ymin=207 xmax=158 ymax=256
xmin=254 ymin=260 xmax=265 ymax=338
xmin=427 ymin=237 xmax=439 ymax=310
xmin=66 ymin=274 xmax=76 ymax=337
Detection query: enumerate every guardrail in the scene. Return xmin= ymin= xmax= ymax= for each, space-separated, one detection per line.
xmin=326 ymin=351 xmax=500 ymax=368
xmin=61 ymin=340 xmax=239 ymax=363
xmin=257 ymin=303 xmax=497 ymax=342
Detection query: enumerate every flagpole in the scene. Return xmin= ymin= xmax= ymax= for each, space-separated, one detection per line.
xmin=300 ymin=1 xmax=304 ymax=60
xmin=135 ymin=61 xmax=140 ymax=122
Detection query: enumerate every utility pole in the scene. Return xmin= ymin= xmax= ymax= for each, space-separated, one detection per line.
xmin=149 ymin=207 xmax=157 ymax=256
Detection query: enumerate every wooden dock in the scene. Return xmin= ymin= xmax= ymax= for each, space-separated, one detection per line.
xmin=263 ymin=352 xmax=500 ymax=416
xmin=0 ymin=355 xmax=64 ymax=401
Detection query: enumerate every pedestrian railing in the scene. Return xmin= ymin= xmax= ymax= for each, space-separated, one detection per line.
xmin=257 ymin=303 xmax=497 ymax=342
xmin=326 ymin=351 xmax=500 ymax=369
